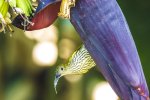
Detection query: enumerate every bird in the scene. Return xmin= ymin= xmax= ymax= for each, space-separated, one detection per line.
xmin=54 ymin=45 xmax=96 ymax=93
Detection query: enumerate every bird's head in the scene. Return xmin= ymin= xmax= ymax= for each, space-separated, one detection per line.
xmin=55 ymin=64 xmax=68 ymax=77
xmin=54 ymin=64 xmax=71 ymax=93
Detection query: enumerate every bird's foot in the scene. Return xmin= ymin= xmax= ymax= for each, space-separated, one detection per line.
xmin=58 ymin=0 xmax=76 ymax=19
xmin=58 ymin=12 xmax=70 ymax=19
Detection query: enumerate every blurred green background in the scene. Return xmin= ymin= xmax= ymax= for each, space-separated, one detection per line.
xmin=1 ymin=0 xmax=150 ymax=100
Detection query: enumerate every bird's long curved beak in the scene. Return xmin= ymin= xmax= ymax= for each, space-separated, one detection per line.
xmin=54 ymin=73 xmax=61 ymax=94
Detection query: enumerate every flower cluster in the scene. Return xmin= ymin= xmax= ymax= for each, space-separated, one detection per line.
xmin=0 ymin=0 xmax=34 ymax=32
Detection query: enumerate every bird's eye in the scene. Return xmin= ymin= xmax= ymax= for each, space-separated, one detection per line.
xmin=61 ymin=67 xmax=64 ymax=71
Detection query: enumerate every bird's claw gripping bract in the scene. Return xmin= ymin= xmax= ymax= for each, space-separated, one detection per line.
xmin=12 ymin=0 xmax=75 ymax=31
xmin=54 ymin=45 xmax=95 ymax=93
xmin=58 ymin=0 xmax=76 ymax=19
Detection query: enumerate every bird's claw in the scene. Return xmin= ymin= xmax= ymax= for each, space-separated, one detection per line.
xmin=58 ymin=12 xmax=70 ymax=19
xmin=58 ymin=0 xmax=76 ymax=19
